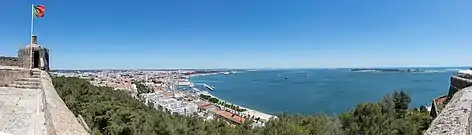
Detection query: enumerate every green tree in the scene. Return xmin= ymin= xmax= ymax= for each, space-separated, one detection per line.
xmin=393 ymin=90 xmax=411 ymax=118
xmin=133 ymin=82 xmax=150 ymax=94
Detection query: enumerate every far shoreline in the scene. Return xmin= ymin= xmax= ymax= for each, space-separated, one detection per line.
xmin=50 ymin=66 xmax=471 ymax=71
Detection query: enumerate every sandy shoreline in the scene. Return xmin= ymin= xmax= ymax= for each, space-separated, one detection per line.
xmin=189 ymin=73 xmax=277 ymax=122
xmin=195 ymin=90 xmax=276 ymax=121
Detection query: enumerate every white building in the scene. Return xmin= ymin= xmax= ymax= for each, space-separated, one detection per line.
xmin=141 ymin=92 xmax=198 ymax=116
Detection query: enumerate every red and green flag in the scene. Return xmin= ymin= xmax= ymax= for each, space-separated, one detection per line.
xmin=33 ymin=5 xmax=45 ymax=18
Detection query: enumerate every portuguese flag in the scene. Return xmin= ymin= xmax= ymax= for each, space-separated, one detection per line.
xmin=33 ymin=5 xmax=45 ymax=18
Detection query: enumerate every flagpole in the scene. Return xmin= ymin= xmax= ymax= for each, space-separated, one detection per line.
xmin=30 ymin=4 xmax=34 ymax=44
xmin=30 ymin=4 xmax=34 ymax=69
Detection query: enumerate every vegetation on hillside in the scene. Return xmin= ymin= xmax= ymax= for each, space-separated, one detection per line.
xmin=132 ymin=81 xmax=150 ymax=94
xmin=53 ymin=76 xmax=432 ymax=135
xmin=200 ymin=94 xmax=247 ymax=112
xmin=199 ymin=94 xmax=220 ymax=103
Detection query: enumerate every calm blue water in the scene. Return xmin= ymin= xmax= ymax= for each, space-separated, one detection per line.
xmin=190 ymin=68 xmax=465 ymax=115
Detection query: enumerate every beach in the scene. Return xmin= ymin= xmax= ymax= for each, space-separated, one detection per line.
xmin=193 ymin=82 xmax=276 ymax=122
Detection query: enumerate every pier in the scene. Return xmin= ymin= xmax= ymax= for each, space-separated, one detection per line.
xmin=194 ymin=83 xmax=215 ymax=91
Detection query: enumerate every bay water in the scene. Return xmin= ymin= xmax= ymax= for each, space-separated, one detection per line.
xmin=190 ymin=68 xmax=464 ymax=115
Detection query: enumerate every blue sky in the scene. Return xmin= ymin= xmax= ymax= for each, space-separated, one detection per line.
xmin=1 ymin=0 xmax=471 ymax=69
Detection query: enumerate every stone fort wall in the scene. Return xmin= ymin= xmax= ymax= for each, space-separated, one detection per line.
xmin=0 ymin=67 xmax=30 ymax=86
xmin=0 ymin=56 xmax=19 ymax=67
xmin=0 ymin=67 xmax=89 ymax=135
xmin=425 ymin=74 xmax=472 ymax=135
xmin=425 ymin=86 xmax=472 ymax=135
xmin=39 ymin=70 xmax=89 ymax=135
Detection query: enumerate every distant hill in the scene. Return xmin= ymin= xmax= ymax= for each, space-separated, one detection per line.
xmin=350 ymin=68 xmax=424 ymax=73
xmin=0 ymin=56 xmax=18 ymax=61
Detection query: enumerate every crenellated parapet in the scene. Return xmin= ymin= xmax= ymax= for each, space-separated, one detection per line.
xmin=0 ymin=34 xmax=86 ymax=134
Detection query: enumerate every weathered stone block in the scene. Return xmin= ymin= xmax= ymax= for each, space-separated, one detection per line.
xmin=40 ymin=71 xmax=89 ymax=135
xmin=0 ymin=68 xmax=30 ymax=86
xmin=17 ymin=45 xmax=50 ymax=71
xmin=425 ymin=87 xmax=472 ymax=135
xmin=0 ymin=56 xmax=19 ymax=67
xmin=0 ymin=67 xmax=89 ymax=135
xmin=451 ymin=76 xmax=472 ymax=90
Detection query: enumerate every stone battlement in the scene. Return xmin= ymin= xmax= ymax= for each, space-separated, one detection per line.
xmin=0 ymin=34 xmax=50 ymax=71
xmin=0 ymin=66 xmax=89 ymax=135
xmin=425 ymin=71 xmax=472 ymax=135
xmin=0 ymin=34 xmax=86 ymax=134
xmin=425 ymin=86 xmax=472 ymax=135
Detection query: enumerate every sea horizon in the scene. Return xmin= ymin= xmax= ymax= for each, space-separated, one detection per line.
xmin=50 ymin=66 xmax=472 ymax=71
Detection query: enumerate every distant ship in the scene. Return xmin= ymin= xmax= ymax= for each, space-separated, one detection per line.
xmin=203 ymin=83 xmax=214 ymax=91
xmin=223 ymin=71 xmax=236 ymax=75
xmin=285 ymin=77 xmax=289 ymax=79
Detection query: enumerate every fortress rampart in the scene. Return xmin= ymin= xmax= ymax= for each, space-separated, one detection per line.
xmin=0 ymin=67 xmax=30 ymax=86
xmin=425 ymin=71 xmax=472 ymax=135
xmin=40 ymin=70 xmax=89 ymax=135
xmin=0 ymin=66 xmax=89 ymax=135
xmin=0 ymin=34 xmax=88 ymax=135
xmin=0 ymin=57 xmax=18 ymax=67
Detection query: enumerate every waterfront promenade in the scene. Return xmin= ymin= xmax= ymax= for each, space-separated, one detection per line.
xmin=189 ymin=72 xmax=277 ymax=123
xmin=195 ymin=89 xmax=276 ymax=123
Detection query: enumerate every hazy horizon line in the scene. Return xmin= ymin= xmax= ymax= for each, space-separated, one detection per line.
xmin=50 ymin=66 xmax=471 ymax=71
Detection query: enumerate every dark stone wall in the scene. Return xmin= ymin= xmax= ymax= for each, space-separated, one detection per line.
xmin=0 ymin=56 xmax=19 ymax=67
xmin=448 ymin=85 xmax=460 ymax=99
xmin=448 ymin=76 xmax=472 ymax=98
xmin=430 ymin=100 xmax=438 ymax=118
xmin=43 ymin=48 xmax=50 ymax=71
